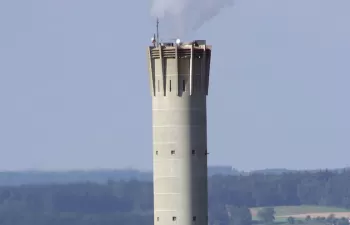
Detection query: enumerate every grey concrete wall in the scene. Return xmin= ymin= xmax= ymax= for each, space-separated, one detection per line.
xmin=148 ymin=43 xmax=211 ymax=225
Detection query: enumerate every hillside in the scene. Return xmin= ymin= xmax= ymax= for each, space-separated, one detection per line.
xmin=0 ymin=166 xmax=238 ymax=185
xmin=0 ymin=170 xmax=350 ymax=224
xmin=0 ymin=167 xmax=348 ymax=186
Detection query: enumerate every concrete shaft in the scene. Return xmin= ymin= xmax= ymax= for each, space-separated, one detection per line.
xmin=147 ymin=42 xmax=212 ymax=225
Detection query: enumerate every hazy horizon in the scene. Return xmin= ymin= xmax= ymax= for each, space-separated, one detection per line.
xmin=0 ymin=166 xmax=345 ymax=173
xmin=0 ymin=0 xmax=349 ymax=171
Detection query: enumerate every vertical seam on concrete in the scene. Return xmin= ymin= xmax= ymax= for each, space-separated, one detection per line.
xmin=175 ymin=45 xmax=179 ymax=96
xmin=190 ymin=44 xmax=194 ymax=96
xmin=158 ymin=46 xmax=165 ymax=97
xmin=202 ymin=45 xmax=207 ymax=95
xmin=206 ymin=49 xmax=211 ymax=95
xmin=148 ymin=47 xmax=155 ymax=96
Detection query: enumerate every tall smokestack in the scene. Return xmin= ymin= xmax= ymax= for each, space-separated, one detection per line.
xmin=147 ymin=39 xmax=212 ymax=225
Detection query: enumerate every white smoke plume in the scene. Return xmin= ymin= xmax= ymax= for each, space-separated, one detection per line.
xmin=151 ymin=0 xmax=234 ymax=38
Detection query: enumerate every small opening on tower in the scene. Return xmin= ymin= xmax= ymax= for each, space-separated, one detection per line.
xmin=182 ymin=80 xmax=185 ymax=91
xmin=171 ymin=150 xmax=175 ymax=155
xmin=158 ymin=80 xmax=160 ymax=92
xmin=155 ymin=151 xmax=158 ymax=155
xmin=172 ymin=216 xmax=177 ymax=221
xmin=157 ymin=217 xmax=159 ymax=221
xmin=169 ymin=80 xmax=172 ymax=92
xmin=192 ymin=150 xmax=196 ymax=155
xmin=193 ymin=216 xmax=197 ymax=221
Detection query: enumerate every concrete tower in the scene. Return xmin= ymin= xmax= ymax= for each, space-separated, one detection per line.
xmin=147 ymin=38 xmax=212 ymax=225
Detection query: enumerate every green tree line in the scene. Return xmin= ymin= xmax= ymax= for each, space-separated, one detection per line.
xmin=0 ymin=169 xmax=349 ymax=224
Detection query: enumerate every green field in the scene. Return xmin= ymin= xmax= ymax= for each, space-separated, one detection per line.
xmin=251 ymin=205 xmax=350 ymax=222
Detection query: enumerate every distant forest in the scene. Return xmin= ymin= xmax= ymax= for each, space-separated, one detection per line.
xmin=0 ymin=166 xmax=292 ymax=186
xmin=0 ymin=166 xmax=344 ymax=186
xmin=0 ymin=168 xmax=349 ymax=224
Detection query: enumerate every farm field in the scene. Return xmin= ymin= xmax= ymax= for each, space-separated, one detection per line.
xmin=250 ymin=205 xmax=350 ymax=220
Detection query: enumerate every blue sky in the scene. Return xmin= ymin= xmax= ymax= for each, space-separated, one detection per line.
xmin=0 ymin=0 xmax=349 ymax=171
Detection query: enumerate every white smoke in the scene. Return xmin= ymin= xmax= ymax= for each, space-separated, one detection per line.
xmin=151 ymin=0 xmax=234 ymax=38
